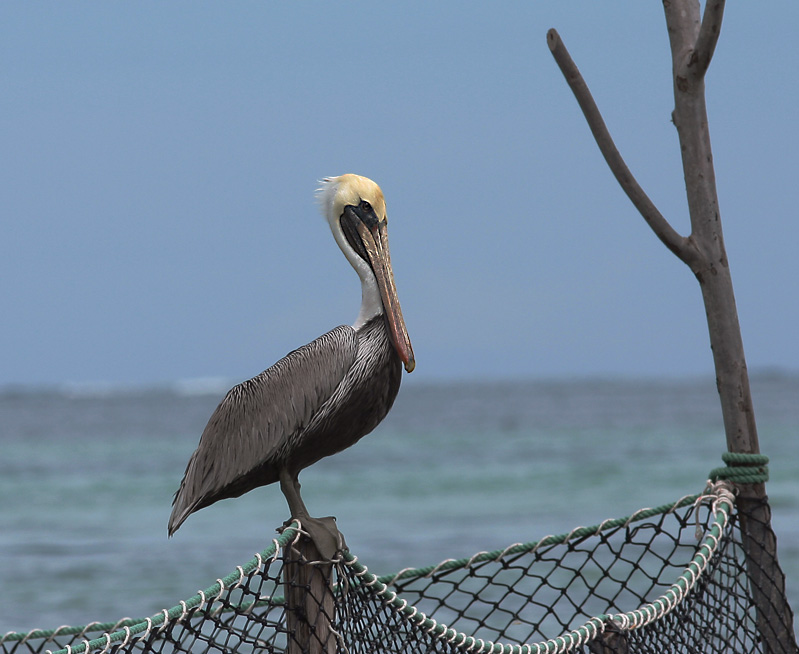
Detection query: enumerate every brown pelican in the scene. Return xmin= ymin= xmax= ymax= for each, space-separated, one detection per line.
xmin=168 ymin=174 xmax=415 ymax=559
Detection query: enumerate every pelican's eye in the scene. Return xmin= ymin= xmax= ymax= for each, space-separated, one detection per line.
xmin=359 ymin=200 xmax=373 ymax=214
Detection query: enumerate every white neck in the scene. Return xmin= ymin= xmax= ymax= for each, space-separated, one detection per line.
xmin=328 ymin=217 xmax=383 ymax=330
xmin=354 ymin=272 xmax=383 ymax=329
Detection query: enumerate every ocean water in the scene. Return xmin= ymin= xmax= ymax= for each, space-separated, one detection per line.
xmin=1 ymin=374 xmax=797 ymax=636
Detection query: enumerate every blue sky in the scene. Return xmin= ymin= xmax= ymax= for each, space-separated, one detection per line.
xmin=1 ymin=3 xmax=797 ymax=387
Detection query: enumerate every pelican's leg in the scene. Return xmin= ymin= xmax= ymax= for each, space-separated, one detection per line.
xmin=279 ymin=468 xmax=346 ymax=560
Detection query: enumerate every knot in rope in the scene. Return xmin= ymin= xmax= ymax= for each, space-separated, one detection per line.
xmin=709 ymin=452 xmax=769 ymax=485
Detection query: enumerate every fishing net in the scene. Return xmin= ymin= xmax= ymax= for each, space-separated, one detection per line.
xmin=3 ymin=476 xmax=796 ymax=654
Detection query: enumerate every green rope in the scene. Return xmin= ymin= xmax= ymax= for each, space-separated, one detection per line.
xmin=369 ymin=495 xmax=701 ymax=586
xmin=7 ymin=477 xmax=745 ymax=654
xmin=16 ymin=526 xmax=301 ymax=654
xmin=339 ymin=483 xmax=736 ymax=654
xmin=708 ymin=452 xmax=769 ymax=485
xmin=7 ymin=495 xmax=701 ymax=650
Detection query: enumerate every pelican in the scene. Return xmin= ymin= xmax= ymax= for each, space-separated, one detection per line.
xmin=168 ymin=174 xmax=415 ymax=559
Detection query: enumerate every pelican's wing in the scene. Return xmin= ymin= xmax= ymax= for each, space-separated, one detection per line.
xmin=168 ymin=325 xmax=358 ymax=535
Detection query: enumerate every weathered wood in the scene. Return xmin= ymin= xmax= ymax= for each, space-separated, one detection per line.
xmin=548 ymin=2 xmax=797 ymax=650
xmin=736 ymin=492 xmax=796 ymax=652
xmin=661 ymin=3 xmax=795 ymax=650
xmin=588 ymin=621 xmax=629 ymax=654
xmin=283 ymin=534 xmax=337 ymax=654
xmin=546 ymin=28 xmax=693 ymax=264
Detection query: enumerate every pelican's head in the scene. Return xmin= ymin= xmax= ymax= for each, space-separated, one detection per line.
xmin=317 ymin=174 xmax=415 ymax=373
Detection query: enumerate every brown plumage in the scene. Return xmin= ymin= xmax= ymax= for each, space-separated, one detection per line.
xmin=168 ymin=175 xmax=414 ymax=556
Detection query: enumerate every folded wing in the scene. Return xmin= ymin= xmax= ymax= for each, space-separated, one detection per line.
xmin=168 ymin=325 xmax=358 ymax=535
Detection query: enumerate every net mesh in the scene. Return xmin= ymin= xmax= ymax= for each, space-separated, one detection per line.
xmin=2 ymin=481 xmax=796 ymax=654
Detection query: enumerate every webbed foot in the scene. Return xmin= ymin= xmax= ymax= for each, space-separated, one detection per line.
xmin=284 ymin=515 xmax=347 ymax=561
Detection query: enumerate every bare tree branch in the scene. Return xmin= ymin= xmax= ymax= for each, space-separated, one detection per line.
xmin=546 ymin=28 xmax=699 ymax=266
xmin=550 ymin=3 xmax=796 ymax=648
xmin=663 ymin=3 xmax=797 ymax=648
xmin=663 ymin=0 xmax=700 ymax=72
xmin=692 ymin=0 xmax=726 ymax=77
xmin=664 ymin=0 xmax=725 ymax=82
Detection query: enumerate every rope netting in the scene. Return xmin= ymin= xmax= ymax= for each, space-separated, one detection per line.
xmin=3 ymin=473 xmax=795 ymax=654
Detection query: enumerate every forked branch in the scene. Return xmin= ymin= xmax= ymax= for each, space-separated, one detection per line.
xmin=546 ymin=29 xmax=699 ymax=268
xmin=547 ymin=2 xmax=796 ymax=649
xmin=692 ymin=0 xmax=726 ymax=77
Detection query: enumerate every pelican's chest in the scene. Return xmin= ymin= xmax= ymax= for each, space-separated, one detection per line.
xmin=346 ymin=316 xmax=403 ymax=423
xmin=295 ymin=317 xmax=402 ymax=465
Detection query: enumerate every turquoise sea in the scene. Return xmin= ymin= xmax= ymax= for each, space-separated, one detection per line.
xmin=1 ymin=374 xmax=797 ymax=636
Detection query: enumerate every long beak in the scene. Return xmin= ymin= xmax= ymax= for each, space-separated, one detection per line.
xmin=356 ymin=220 xmax=416 ymax=372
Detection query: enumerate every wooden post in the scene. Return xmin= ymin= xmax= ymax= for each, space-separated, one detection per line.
xmin=547 ymin=1 xmax=797 ymax=650
xmin=283 ymin=534 xmax=337 ymax=654
xmin=588 ymin=621 xmax=629 ymax=654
